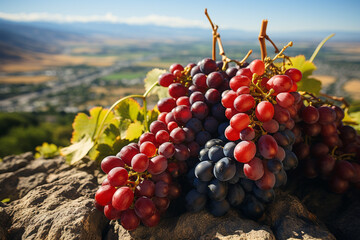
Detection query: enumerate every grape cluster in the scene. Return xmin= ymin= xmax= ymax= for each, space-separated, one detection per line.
xmin=293 ymin=102 xmax=360 ymax=193
xmin=184 ymin=58 xmax=302 ymax=219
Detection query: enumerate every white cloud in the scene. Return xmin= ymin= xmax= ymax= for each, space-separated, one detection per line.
xmin=0 ymin=12 xmax=208 ymax=29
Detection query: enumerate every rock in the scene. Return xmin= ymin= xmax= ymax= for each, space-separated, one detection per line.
xmin=267 ymin=190 xmax=335 ymax=240
xmin=0 ymin=153 xmax=108 ymax=240
xmin=105 ymin=209 xmax=275 ymax=240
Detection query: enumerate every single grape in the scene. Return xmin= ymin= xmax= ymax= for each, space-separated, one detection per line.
xmin=194 ymin=160 xmax=214 ymax=181
xmin=157 ymin=97 xmax=176 ymax=113
xmin=191 ymin=101 xmax=209 ymax=120
xmin=135 ymin=180 xmax=155 ymax=198
xmin=207 ymin=179 xmax=228 ymax=201
xmin=104 ymin=204 xmax=122 ymax=220
xmin=234 ymin=140 xmax=256 ymax=163
xmin=255 ymin=101 xmax=274 ymax=122
xmin=148 ymin=155 xmax=168 ymax=175
xmin=227 ymin=184 xmax=245 ymax=207
xmin=134 ymin=196 xmax=156 ymax=219
xmin=186 ymin=189 xmax=207 ymax=212
xmin=150 ymin=120 xmax=168 ymax=134
xmin=117 ymin=145 xmax=139 ymax=165
xmin=140 ymin=141 xmax=157 ymax=157
xmin=230 ymin=113 xmax=250 ymax=132
xmin=101 ymin=156 xmax=125 ymax=174
xmin=208 ymin=145 xmax=225 ymax=162
xmin=233 ymin=94 xmax=255 ymax=112
xmin=95 ymin=185 xmax=117 ymax=206
xmin=249 ymin=59 xmax=265 ymax=75
xmin=112 ymin=186 xmax=134 ymax=211
xmin=168 ymin=83 xmax=187 ymax=99
xmin=213 ymin=157 xmax=237 ymax=181
xmin=155 ymin=181 xmax=169 ymax=198
xmin=206 ymin=71 xmax=224 ymax=88
xmin=170 ymin=127 xmax=186 ymax=144
xmin=107 ymin=167 xmax=128 ymax=187
xmin=257 ymin=135 xmax=278 ymax=159
xmin=301 ymin=106 xmax=319 ymax=124
xmin=192 ymin=73 xmax=207 ymax=88
xmin=285 ymin=68 xmax=302 ymax=82
xmin=158 ymin=73 xmax=175 ymax=87
xmin=121 ymin=209 xmax=140 ymax=231
xmin=131 ymin=153 xmax=149 ymax=173
xmin=243 ymin=157 xmax=264 ymax=180
xmin=208 ymin=199 xmax=230 ymax=217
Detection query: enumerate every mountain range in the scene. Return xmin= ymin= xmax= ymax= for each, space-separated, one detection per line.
xmin=1 ymin=18 xmax=359 ymax=63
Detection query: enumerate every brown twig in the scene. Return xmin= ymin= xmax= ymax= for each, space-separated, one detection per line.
xmin=319 ymin=92 xmax=350 ymax=108
xmin=258 ymin=20 xmax=268 ymax=61
xmin=205 ymin=8 xmax=218 ymax=61
xmin=265 ymin=35 xmax=280 ymax=53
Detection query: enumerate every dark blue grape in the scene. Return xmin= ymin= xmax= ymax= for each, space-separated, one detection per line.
xmin=253 ymin=186 xmax=275 ymax=203
xmin=186 ymin=118 xmax=203 ymax=133
xmin=227 ymin=184 xmax=245 ymax=207
xmin=223 ymin=142 xmax=236 ymax=158
xmin=205 ymin=139 xmax=225 ymax=149
xmin=208 ymin=199 xmax=230 ymax=217
xmin=211 ymin=103 xmax=227 ymax=121
xmin=273 ymin=132 xmax=290 ymax=147
xmin=186 ymin=189 xmax=207 ymax=212
xmin=218 ymin=122 xmax=229 ymax=136
xmin=196 ymin=131 xmax=212 ymax=146
xmin=204 ymin=116 xmax=219 ymax=134
xmin=193 ymin=178 xmax=208 ymax=194
xmin=240 ymin=195 xmax=265 ymax=220
xmin=240 ymin=178 xmax=254 ymax=192
xmin=208 ymin=146 xmax=225 ymax=163
xmin=207 ymin=179 xmax=228 ymax=201
xmin=228 ymin=162 xmax=243 ymax=184
xmin=283 ymin=150 xmax=298 ymax=170
xmin=213 ymin=157 xmax=236 ymax=181
xmin=199 ymin=148 xmax=210 ymax=161
xmin=274 ymin=168 xmax=287 ymax=187
xmin=284 ymin=129 xmax=296 ymax=145
xmin=267 ymin=159 xmax=283 ymax=174
xmin=187 ymin=167 xmax=195 ymax=183
xmin=194 ymin=161 xmax=214 ymax=181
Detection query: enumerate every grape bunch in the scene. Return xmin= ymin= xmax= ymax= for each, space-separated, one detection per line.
xmin=293 ymin=100 xmax=360 ymax=193
xmin=184 ymin=58 xmax=301 ymax=219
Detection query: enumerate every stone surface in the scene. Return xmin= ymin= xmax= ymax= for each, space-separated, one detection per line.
xmin=0 ymin=153 xmax=107 ymax=240
xmin=266 ymin=191 xmax=335 ymax=240
xmin=105 ymin=209 xmax=275 ymax=240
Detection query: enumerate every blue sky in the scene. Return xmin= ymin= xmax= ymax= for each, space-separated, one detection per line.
xmin=0 ymin=0 xmax=359 ymax=32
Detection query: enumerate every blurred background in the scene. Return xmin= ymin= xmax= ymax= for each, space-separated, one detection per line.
xmin=0 ymin=0 xmax=359 ymax=157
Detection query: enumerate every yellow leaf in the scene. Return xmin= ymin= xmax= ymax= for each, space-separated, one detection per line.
xmin=125 ymin=121 xmax=144 ymax=141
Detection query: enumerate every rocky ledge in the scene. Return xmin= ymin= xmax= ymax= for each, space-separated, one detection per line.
xmin=0 ymin=153 xmax=359 ymax=240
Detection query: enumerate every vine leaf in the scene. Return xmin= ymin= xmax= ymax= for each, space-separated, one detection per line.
xmin=287 ymin=55 xmax=322 ymax=95
xmin=60 ymin=135 xmax=94 ymax=164
xmin=61 ymin=107 xmax=114 ymax=164
xmin=144 ymin=68 xmax=169 ymax=100
xmin=115 ymin=98 xmax=141 ymax=122
xmin=126 ymin=121 xmax=144 ymax=141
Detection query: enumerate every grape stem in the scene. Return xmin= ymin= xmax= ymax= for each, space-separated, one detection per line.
xmin=258 ymin=20 xmax=268 ymax=61
xmin=204 ymin=8 xmax=252 ymax=68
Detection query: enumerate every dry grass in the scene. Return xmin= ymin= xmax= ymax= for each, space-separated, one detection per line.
xmin=312 ymin=75 xmax=336 ymax=87
xmin=343 ymin=79 xmax=360 ymax=100
xmin=0 ymin=75 xmax=56 ymax=84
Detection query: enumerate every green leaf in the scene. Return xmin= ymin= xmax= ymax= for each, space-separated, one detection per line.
xmin=71 ymin=107 xmax=114 ymax=143
xmin=287 ymin=55 xmax=317 ymax=78
xmin=344 ymin=110 xmax=360 ymax=133
xmin=297 ymin=77 xmax=322 ymax=95
xmin=35 ymin=142 xmax=60 ymax=159
xmin=125 ymin=121 xmax=144 ymax=141
xmin=114 ymin=98 xmax=141 ymax=122
xmin=60 ymin=135 xmax=94 ymax=164
xmin=144 ymin=68 xmax=169 ymax=100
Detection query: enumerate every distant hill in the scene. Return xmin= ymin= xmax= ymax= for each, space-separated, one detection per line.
xmin=1 ymin=18 xmax=360 ymax=43
xmin=0 ymin=20 xmax=84 ymax=62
